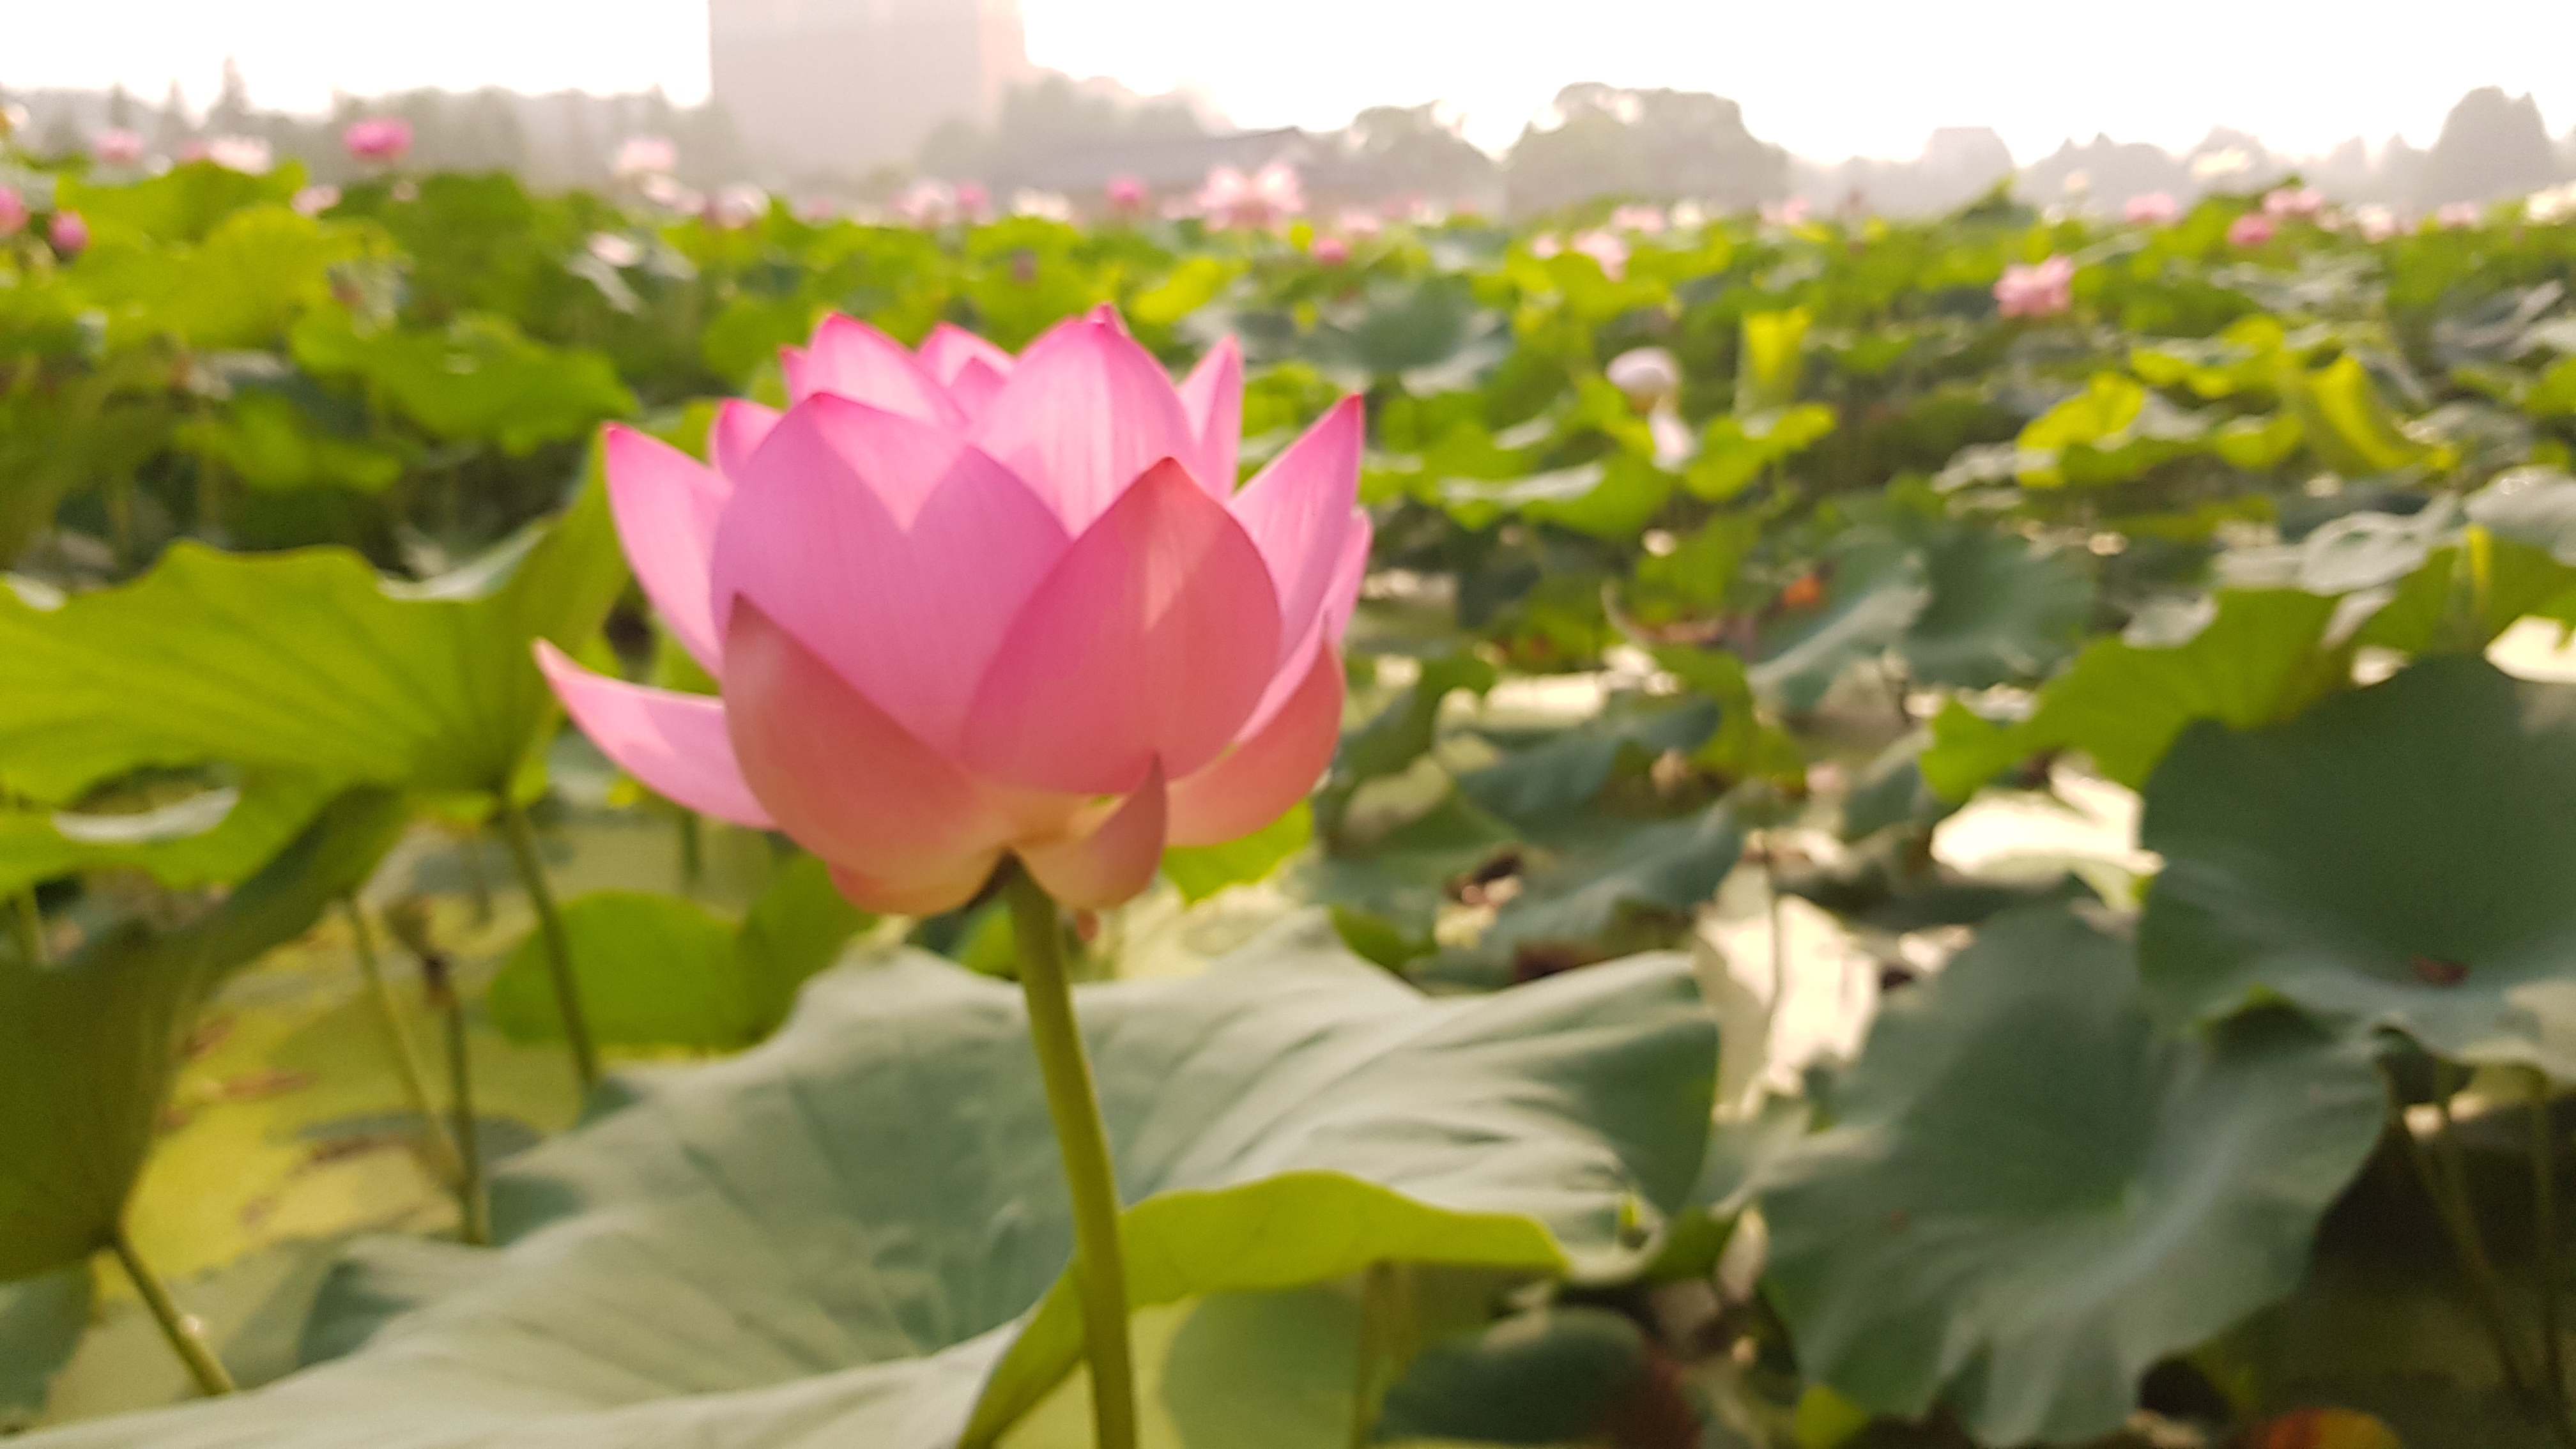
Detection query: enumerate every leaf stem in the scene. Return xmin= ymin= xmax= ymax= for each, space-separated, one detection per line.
xmin=2400 ymin=1084 xmax=2541 ymax=1401
xmin=1351 ymin=1260 xmax=1395 ymax=1449
xmin=1001 ymin=862 xmax=1136 ymax=1449
xmin=495 ymin=799 xmax=599 ymax=1094
xmin=422 ymin=951 xmax=490 ymax=1246
xmin=10 ymin=889 xmax=43 ymax=966
xmin=109 ymin=1225 xmax=234 ymax=1397
xmin=342 ymin=898 xmax=464 ymax=1188
xmin=2531 ymin=1070 xmax=2573 ymax=1443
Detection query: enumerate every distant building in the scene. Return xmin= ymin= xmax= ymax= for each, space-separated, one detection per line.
xmin=709 ymin=0 xmax=1032 ymax=180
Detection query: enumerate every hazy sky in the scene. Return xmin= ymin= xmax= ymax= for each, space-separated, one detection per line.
xmin=10 ymin=0 xmax=2575 ymax=160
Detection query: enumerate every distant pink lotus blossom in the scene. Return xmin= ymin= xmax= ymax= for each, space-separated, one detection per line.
xmin=2227 ymin=213 xmax=2277 ymax=247
xmin=2123 ymin=192 xmax=2179 ymax=225
xmin=1338 ymin=209 xmax=1383 ymax=238
xmin=1308 ymin=234 xmax=1349 ymax=266
xmin=1993 ymin=255 xmax=2075 ymax=318
xmin=640 ymin=174 xmax=700 ymax=213
xmin=92 ymin=128 xmax=146 ymax=166
xmin=895 ymin=180 xmax=958 ymax=226
xmin=1105 ymin=173 xmax=1148 ymax=211
xmin=2435 ymin=201 xmax=2483 ymax=229
xmin=1572 ymin=229 xmax=1629 ymax=280
xmin=614 ymin=136 xmax=678 ymax=178
xmin=293 ymin=185 xmax=341 ymax=217
xmin=1760 ymin=197 xmax=1812 ymax=227
xmin=342 ymin=117 xmax=412 ymax=165
xmin=797 ymin=195 xmax=841 ymax=224
xmin=203 ymin=136 xmax=273 ymax=174
xmin=708 ymin=183 xmax=769 ymax=229
xmin=0 ymin=187 xmax=24 ymax=238
xmin=48 ymin=211 xmax=89 ymax=257
xmin=1610 ymin=203 xmax=1667 ymax=235
xmin=1606 ymin=346 xmax=1682 ymax=409
xmin=954 ymin=181 xmax=992 ymax=222
xmin=537 ymin=307 xmax=1367 ymax=913
xmin=2353 ymin=205 xmax=2402 ymax=241
xmin=2262 ymin=185 xmax=2325 ymax=218
xmin=1197 ymin=162 xmax=1304 ymax=229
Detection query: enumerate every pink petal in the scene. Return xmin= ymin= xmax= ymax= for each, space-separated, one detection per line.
xmin=534 ymin=643 xmax=774 ymax=829
xmin=962 ymin=459 xmax=1283 ymax=793
xmin=917 ymin=322 xmax=1016 ymax=388
xmin=1227 ymin=395 xmax=1363 ymax=670
xmin=1177 ymin=336 xmax=1243 ymax=497
xmin=947 ymin=357 xmax=1008 ymax=423
xmin=829 ymin=855 xmax=1001 ymax=916
xmin=1020 ymin=762 xmax=1167 ymax=908
xmin=785 ymin=314 xmax=967 ymax=429
xmin=712 ymin=395 xmax=1070 ymax=753
xmin=602 ymin=424 xmax=729 ymax=675
xmin=723 ymin=602 xmax=1038 ymax=894
xmin=710 ymin=399 xmax=782 ymax=482
xmin=1322 ymin=511 xmax=1372 ymax=643
xmin=1167 ymin=647 xmax=1344 ymax=847
xmin=1236 ymin=510 xmax=1370 ymax=740
xmin=969 ymin=311 xmax=1200 ymax=532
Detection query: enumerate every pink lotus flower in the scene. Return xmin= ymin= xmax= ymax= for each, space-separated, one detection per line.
xmin=2353 ymin=204 xmax=2402 ymax=242
xmin=1571 ymin=229 xmax=1629 ymax=280
xmin=2122 ymin=191 xmax=2179 ymax=225
xmin=48 ymin=211 xmax=89 ymax=258
xmin=343 ymin=117 xmax=412 ymax=165
xmin=93 ymin=128 xmax=146 ymax=166
xmin=1105 ymin=173 xmax=1148 ymax=211
xmin=0 ymin=187 xmax=24 ymax=238
xmin=1197 ymin=162 xmax=1305 ymax=229
xmin=2262 ymin=185 xmax=2324 ymax=218
xmin=707 ymin=183 xmax=769 ymax=229
xmin=2435 ymin=201 xmax=2483 ymax=230
xmin=203 ymin=136 xmax=273 ymax=174
xmin=293 ymin=184 xmax=341 ymax=217
xmin=2227 ymin=213 xmax=2276 ymax=247
xmin=614 ymin=136 xmax=678 ymax=178
xmin=1610 ymin=204 xmax=1668 ymax=235
xmin=954 ymin=181 xmax=992 ymax=222
xmin=1308 ymin=234 xmax=1350 ymax=266
xmin=1759 ymin=197 xmax=1811 ymax=227
xmin=1993 ymin=255 xmax=2074 ymax=319
xmin=895 ymin=180 xmax=959 ymax=226
xmin=1606 ymin=347 xmax=1681 ymax=410
xmin=1338 ymin=209 xmax=1383 ymax=239
xmin=537 ymin=307 xmax=1368 ymax=914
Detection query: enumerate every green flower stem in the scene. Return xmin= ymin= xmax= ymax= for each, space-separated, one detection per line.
xmin=10 ymin=889 xmax=43 ymax=966
xmin=109 ymin=1225 xmax=234 ymax=1398
xmin=1001 ymin=862 xmax=1137 ymax=1449
xmin=342 ymin=898 xmax=464 ymax=1188
xmin=495 ymin=799 xmax=599 ymax=1094
xmin=2400 ymin=1086 xmax=2540 ymax=1402
xmin=1349 ymin=1260 xmax=1397 ymax=1449
xmin=422 ymin=952 xmax=491 ymax=1246
xmin=2531 ymin=1070 xmax=2572 ymax=1439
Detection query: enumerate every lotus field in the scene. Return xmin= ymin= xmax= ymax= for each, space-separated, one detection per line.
xmin=10 ymin=134 xmax=2576 ymax=1449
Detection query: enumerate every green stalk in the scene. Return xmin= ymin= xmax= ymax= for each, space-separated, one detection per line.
xmin=2402 ymin=1087 xmax=2541 ymax=1401
xmin=422 ymin=952 xmax=490 ymax=1246
xmin=342 ymin=898 xmax=464 ymax=1188
xmin=1350 ymin=1261 xmax=1395 ymax=1449
xmin=1001 ymin=863 xmax=1136 ymax=1449
xmin=2531 ymin=1070 xmax=2572 ymax=1439
xmin=495 ymin=799 xmax=599 ymax=1094
xmin=109 ymin=1225 xmax=234 ymax=1397
xmin=10 ymin=889 xmax=43 ymax=966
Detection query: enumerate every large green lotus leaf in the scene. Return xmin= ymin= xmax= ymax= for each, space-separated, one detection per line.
xmin=1759 ymin=907 xmax=2387 ymax=1445
xmin=1918 ymin=588 xmax=2344 ymax=798
xmin=70 ymin=206 xmax=375 ymax=351
xmin=2139 ymin=655 xmax=2576 ymax=1073
xmin=1897 ymin=530 xmax=2094 ymax=689
xmin=1751 ymin=530 xmax=1931 ymax=712
xmin=21 ymin=920 xmax=1713 ymax=1449
xmin=0 ymin=773 xmax=340 ymax=898
xmin=290 ymin=308 xmax=638 ymax=454
xmin=0 ymin=478 xmax=625 ymax=807
xmin=57 ymin=162 xmax=305 ymax=245
xmin=1 ymin=1270 xmax=91 ymax=1429
xmin=1457 ymin=697 xmax=1718 ymax=825
xmin=0 ymin=789 xmax=409 ymax=1282
xmin=1467 ymin=804 xmax=1745 ymax=974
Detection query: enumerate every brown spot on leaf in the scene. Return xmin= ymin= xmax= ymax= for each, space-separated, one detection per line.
xmin=2409 ymin=954 xmax=2469 ymax=986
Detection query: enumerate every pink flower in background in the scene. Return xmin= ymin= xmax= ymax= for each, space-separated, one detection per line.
xmin=342 ymin=117 xmax=412 ymax=165
xmin=2353 ymin=205 xmax=2402 ymax=241
xmin=954 ymin=181 xmax=992 ymax=222
xmin=1105 ymin=173 xmax=1148 ymax=212
xmin=708 ymin=183 xmax=769 ymax=229
xmin=1610 ymin=204 xmax=1667 ymax=235
xmin=2435 ymin=202 xmax=2483 ymax=229
xmin=1308 ymin=234 xmax=1350 ymax=265
xmin=1606 ymin=347 xmax=1682 ymax=410
xmin=895 ymin=180 xmax=958 ymax=226
xmin=1338 ymin=209 xmax=1383 ymax=238
xmin=2227 ymin=213 xmax=2277 ymax=247
xmin=1572 ymin=229 xmax=1629 ymax=280
xmin=47 ymin=211 xmax=89 ymax=258
xmin=293 ymin=185 xmax=341 ymax=217
xmin=613 ymin=136 xmax=678 ymax=178
xmin=537 ymin=307 xmax=1368 ymax=914
xmin=1759 ymin=197 xmax=1812 ymax=227
xmin=1197 ymin=162 xmax=1305 ymax=229
xmin=203 ymin=136 xmax=273 ymax=174
xmin=92 ymin=128 xmax=146 ymax=166
xmin=2123 ymin=192 xmax=2180 ymax=225
xmin=1993 ymin=255 xmax=2075 ymax=318
xmin=0 ymin=187 xmax=24 ymax=238
xmin=2262 ymin=185 xmax=2325 ymax=218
